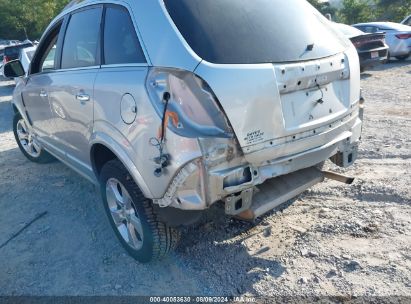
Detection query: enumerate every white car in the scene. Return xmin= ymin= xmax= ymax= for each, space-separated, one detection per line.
xmin=13 ymin=46 xmax=37 ymax=83
xmin=353 ymin=22 xmax=411 ymax=60
xmin=19 ymin=46 xmax=37 ymax=74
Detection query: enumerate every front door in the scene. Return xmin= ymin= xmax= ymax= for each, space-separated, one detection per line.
xmin=22 ymin=21 xmax=63 ymax=142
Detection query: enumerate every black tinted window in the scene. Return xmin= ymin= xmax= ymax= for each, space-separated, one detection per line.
xmin=164 ymin=0 xmax=349 ymax=64
xmin=61 ymin=7 xmax=102 ymax=69
xmin=5 ymin=43 xmax=32 ymax=57
xmin=103 ymin=6 xmax=146 ymax=64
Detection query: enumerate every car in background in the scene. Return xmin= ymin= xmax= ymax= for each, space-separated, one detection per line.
xmin=2 ymin=42 xmax=33 ymax=78
xmin=335 ymin=23 xmax=388 ymax=71
xmin=19 ymin=45 xmax=37 ymax=74
xmin=0 ymin=39 xmax=19 ymax=48
xmin=402 ymin=15 xmax=411 ymax=26
xmin=12 ymin=45 xmax=38 ymax=84
xmin=353 ymin=22 xmax=411 ymax=60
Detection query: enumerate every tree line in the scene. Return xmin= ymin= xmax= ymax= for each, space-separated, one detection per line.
xmin=0 ymin=0 xmax=410 ymax=41
xmin=309 ymin=0 xmax=411 ymax=24
xmin=0 ymin=0 xmax=70 ymax=40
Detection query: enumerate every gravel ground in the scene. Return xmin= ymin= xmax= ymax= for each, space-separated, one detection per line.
xmin=0 ymin=60 xmax=410 ymax=300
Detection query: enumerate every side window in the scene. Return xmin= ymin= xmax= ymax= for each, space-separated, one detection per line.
xmin=61 ymin=7 xmax=102 ymax=69
xmin=41 ymin=39 xmax=58 ymax=71
xmin=31 ymin=22 xmax=62 ymax=74
xmin=103 ymin=5 xmax=146 ymax=65
xmin=364 ymin=26 xmax=378 ymax=33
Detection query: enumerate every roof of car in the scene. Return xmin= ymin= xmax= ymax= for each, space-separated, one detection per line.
xmin=4 ymin=42 xmax=33 ymax=51
xmin=334 ymin=23 xmax=364 ymax=38
xmin=62 ymin=0 xmax=110 ymax=12
xmin=21 ymin=46 xmax=37 ymax=53
xmin=353 ymin=22 xmax=411 ymax=31
xmin=63 ymin=0 xmax=88 ymax=11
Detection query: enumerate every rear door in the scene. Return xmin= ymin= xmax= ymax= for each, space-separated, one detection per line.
xmin=93 ymin=4 xmax=148 ymax=148
xmin=47 ymin=5 xmax=103 ymax=178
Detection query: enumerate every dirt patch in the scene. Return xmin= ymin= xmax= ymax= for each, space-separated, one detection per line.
xmin=0 ymin=60 xmax=410 ymax=298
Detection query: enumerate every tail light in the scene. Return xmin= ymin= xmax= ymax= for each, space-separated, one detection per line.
xmin=146 ymin=68 xmax=233 ymax=139
xmin=395 ymin=33 xmax=411 ymax=39
xmin=3 ymin=56 xmax=10 ymax=63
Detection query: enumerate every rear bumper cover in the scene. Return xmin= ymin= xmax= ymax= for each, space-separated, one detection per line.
xmin=154 ymin=106 xmax=363 ymax=213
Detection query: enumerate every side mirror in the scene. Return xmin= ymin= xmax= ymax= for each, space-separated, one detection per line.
xmin=4 ymin=60 xmax=25 ymax=78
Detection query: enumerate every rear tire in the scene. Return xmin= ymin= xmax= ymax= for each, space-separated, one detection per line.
xmin=100 ymin=159 xmax=180 ymax=263
xmin=13 ymin=112 xmax=54 ymax=163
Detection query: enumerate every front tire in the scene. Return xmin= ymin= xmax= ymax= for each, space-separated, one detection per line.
xmin=13 ymin=113 xmax=54 ymax=163
xmin=100 ymin=159 xmax=180 ymax=263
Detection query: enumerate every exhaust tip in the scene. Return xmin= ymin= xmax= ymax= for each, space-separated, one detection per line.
xmin=322 ymin=170 xmax=355 ymax=185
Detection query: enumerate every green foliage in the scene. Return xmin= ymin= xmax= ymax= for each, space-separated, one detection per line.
xmin=0 ymin=0 xmax=69 ymax=40
xmin=375 ymin=0 xmax=411 ymax=22
xmin=337 ymin=0 xmax=376 ymax=24
xmin=308 ymin=0 xmax=410 ymax=25
xmin=0 ymin=0 xmax=410 ymax=40
xmin=332 ymin=0 xmax=410 ymax=24
xmin=307 ymin=0 xmax=338 ymax=18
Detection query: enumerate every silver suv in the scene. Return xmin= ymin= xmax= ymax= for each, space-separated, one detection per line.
xmin=4 ymin=0 xmax=364 ymax=263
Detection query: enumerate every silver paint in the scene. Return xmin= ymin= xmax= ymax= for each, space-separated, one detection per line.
xmin=10 ymin=0 xmax=364 ymax=215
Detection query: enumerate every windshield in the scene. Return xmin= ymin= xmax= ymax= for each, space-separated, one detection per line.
xmin=164 ymin=0 xmax=349 ymax=64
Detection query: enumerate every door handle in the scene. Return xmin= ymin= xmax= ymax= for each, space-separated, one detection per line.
xmin=76 ymin=93 xmax=90 ymax=102
xmin=39 ymin=90 xmax=48 ymax=97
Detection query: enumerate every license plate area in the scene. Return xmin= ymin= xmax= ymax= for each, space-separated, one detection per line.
xmin=371 ymin=51 xmax=379 ymax=59
xmin=280 ymin=83 xmax=349 ymax=131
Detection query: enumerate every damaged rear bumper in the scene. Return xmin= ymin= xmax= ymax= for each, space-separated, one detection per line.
xmin=153 ymin=106 xmax=363 ymax=219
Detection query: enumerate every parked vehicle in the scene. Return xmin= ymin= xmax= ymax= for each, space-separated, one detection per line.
xmin=12 ymin=46 xmax=37 ymax=84
xmin=2 ymin=42 xmax=33 ymax=70
xmin=353 ymin=22 xmax=411 ymax=60
xmin=19 ymin=46 xmax=37 ymax=74
xmin=0 ymin=39 xmax=19 ymax=48
xmin=334 ymin=23 xmax=388 ymax=71
xmin=4 ymin=0 xmax=364 ymax=263
xmin=402 ymin=15 xmax=411 ymax=26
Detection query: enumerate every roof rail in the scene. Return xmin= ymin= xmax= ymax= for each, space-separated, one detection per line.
xmin=63 ymin=0 xmax=87 ymax=11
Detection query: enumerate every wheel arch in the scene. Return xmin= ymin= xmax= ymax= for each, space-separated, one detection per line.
xmin=90 ymin=133 xmax=154 ymax=199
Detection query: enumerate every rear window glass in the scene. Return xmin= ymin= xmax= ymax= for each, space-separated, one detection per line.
xmin=103 ymin=5 xmax=146 ymax=65
xmin=335 ymin=23 xmax=364 ymax=38
xmin=5 ymin=47 xmax=20 ymax=57
xmin=164 ymin=0 xmax=349 ymax=64
xmin=4 ymin=43 xmax=33 ymax=56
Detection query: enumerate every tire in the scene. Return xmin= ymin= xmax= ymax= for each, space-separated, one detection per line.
xmin=395 ymin=55 xmax=410 ymax=61
xmin=100 ymin=159 xmax=180 ymax=263
xmin=13 ymin=112 xmax=54 ymax=163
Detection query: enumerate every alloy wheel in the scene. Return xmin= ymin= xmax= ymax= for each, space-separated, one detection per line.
xmin=105 ymin=178 xmax=144 ymax=250
xmin=16 ymin=119 xmax=41 ymax=158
